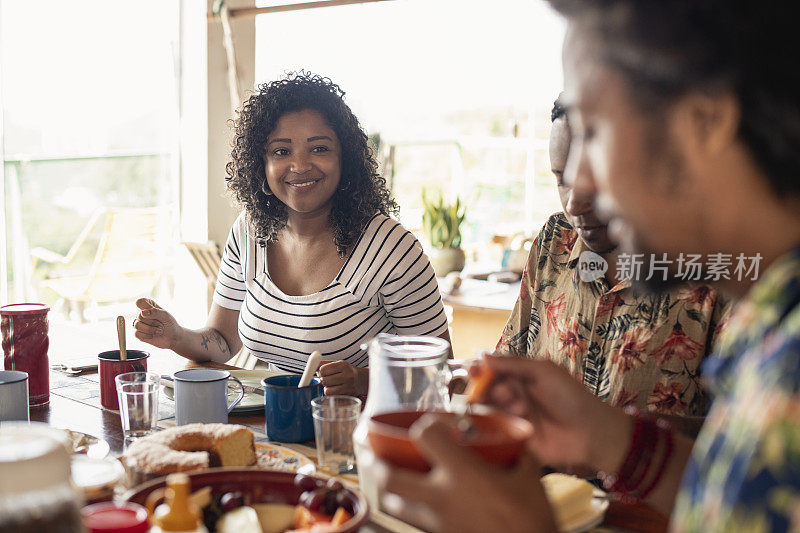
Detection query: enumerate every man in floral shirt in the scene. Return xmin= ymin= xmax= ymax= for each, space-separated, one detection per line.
xmin=498 ymin=97 xmax=730 ymax=422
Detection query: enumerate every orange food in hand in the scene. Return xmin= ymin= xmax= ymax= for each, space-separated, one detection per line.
xmin=465 ymin=362 xmax=495 ymax=403
xmin=330 ymin=507 xmax=352 ymax=527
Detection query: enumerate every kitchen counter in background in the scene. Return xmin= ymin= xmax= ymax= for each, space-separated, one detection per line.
xmin=439 ymin=277 xmax=520 ymax=359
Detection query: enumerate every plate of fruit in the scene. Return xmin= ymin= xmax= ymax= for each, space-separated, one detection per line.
xmin=124 ymin=469 xmax=367 ymax=533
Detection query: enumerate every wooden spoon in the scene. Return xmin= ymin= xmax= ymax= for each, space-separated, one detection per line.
xmin=116 ymin=315 xmax=127 ymax=361
xmin=298 ymin=350 xmax=323 ymax=387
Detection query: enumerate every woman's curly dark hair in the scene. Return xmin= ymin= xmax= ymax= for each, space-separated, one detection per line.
xmin=225 ymin=72 xmax=398 ymax=256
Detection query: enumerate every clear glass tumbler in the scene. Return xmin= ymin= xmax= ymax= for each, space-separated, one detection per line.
xmin=115 ymin=372 xmax=160 ymax=439
xmin=312 ymin=395 xmax=362 ymax=474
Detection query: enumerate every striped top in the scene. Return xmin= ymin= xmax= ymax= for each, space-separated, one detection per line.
xmin=213 ymin=212 xmax=449 ymax=373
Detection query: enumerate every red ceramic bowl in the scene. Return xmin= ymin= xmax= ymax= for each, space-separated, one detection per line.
xmin=123 ymin=469 xmax=368 ymax=533
xmin=367 ymin=409 xmax=534 ymax=472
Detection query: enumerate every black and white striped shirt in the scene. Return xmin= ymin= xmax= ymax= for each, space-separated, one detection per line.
xmin=213 ymin=212 xmax=449 ymax=373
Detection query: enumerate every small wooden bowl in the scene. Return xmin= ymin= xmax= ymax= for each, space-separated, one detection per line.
xmin=367 ymin=410 xmax=533 ymax=472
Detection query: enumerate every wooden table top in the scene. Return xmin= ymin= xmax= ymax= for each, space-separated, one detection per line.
xmin=30 ymin=352 xmax=668 ymax=533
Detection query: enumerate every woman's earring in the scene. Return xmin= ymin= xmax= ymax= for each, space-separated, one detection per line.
xmin=261 ymin=181 xmax=272 ymax=196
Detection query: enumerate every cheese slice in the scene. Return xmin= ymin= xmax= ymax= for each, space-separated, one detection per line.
xmin=217 ymin=506 xmax=263 ymax=533
xmin=541 ymin=473 xmax=595 ymax=527
xmin=252 ymin=503 xmax=296 ymax=533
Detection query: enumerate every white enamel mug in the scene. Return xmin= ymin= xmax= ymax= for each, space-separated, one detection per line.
xmin=0 ymin=370 xmax=30 ymax=422
xmin=172 ymin=369 xmax=244 ymax=425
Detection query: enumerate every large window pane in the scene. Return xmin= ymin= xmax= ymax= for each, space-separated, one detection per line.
xmin=1 ymin=1 xmax=180 ymax=358
xmin=255 ymin=0 xmax=565 ymax=261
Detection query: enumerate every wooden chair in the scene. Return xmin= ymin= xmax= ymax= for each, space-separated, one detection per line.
xmin=32 ymin=207 xmax=171 ymax=321
xmin=182 ymin=241 xmax=221 ymax=305
xmin=182 ymin=241 xmax=258 ymax=370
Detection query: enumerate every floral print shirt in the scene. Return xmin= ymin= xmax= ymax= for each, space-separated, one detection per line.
xmin=498 ymin=213 xmax=730 ymax=416
xmin=672 ymin=246 xmax=800 ymax=532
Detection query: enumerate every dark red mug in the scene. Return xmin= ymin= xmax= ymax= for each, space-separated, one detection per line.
xmin=98 ymin=350 xmax=148 ymax=410
xmin=2 ymin=303 xmax=51 ymax=407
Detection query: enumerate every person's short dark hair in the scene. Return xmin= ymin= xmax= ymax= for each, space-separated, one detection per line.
xmin=226 ymin=72 xmax=398 ymax=255
xmin=551 ymin=92 xmax=567 ymax=123
xmin=546 ymin=0 xmax=800 ymax=198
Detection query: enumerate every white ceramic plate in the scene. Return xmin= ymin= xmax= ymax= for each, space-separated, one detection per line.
xmin=162 ymin=369 xmax=288 ymax=414
xmin=561 ymin=489 xmax=610 ymax=533
xmin=64 ymin=429 xmax=110 ymax=459
xmin=71 ymin=455 xmax=125 ymax=498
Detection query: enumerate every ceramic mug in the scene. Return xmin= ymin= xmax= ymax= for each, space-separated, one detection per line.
xmin=173 ymin=369 xmax=244 ymax=425
xmin=98 ymin=350 xmax=149 ymax=410
xmin=0 ymin=370 xmax=29 ymax=421
xmin=263 ymin=374 xmax=323 ymax=442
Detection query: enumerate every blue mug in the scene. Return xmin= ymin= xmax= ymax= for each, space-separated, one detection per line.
xmin=263 ymin=375 xmax=323 ymax=442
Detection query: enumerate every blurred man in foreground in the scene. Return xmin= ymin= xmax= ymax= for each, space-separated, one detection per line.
xmin=375 ymin=1 xmax=800 ymax=531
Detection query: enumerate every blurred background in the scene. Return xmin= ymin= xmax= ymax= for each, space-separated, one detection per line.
xmin=0 ymin=0 xmax=565 ymax=360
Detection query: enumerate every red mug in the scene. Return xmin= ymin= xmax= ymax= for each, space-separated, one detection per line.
xmin=1 ymin=303 xmax=51 ymax=406
xmin=98 ymin=350 xmax=148 ymax=410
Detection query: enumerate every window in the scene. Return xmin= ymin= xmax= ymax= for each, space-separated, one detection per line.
xmin=255 ymin=0 xmax=565 ymax=262
xmin=0 ymin=1 xmax=180 ymax=353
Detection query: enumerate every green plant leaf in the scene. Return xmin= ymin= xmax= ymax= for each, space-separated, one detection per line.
xmin=420 ymin=190 xmax=466 ymax=248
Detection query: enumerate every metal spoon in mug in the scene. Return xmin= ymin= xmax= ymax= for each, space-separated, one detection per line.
xmin=298 ymin=350 xmax=323 ymax=388
xmin=455 ymin=398 xmax=478 ymax=440
xmin=457 ymin=360 xmax=495 ymax=440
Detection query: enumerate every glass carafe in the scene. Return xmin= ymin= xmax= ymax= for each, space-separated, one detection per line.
xmin=353 ymin=333 xmax=451 ymax=509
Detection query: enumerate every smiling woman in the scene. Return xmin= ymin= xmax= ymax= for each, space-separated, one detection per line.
xmin=227 ymin=73 xmax=394 ymax=257
xmin=133 ymin=73 xmax=451 ymax=396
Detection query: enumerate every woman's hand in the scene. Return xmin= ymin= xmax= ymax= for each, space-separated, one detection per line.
xmin=132 ymin=301 xmax=239 ymax=364
xmin=317 ymin=360 xmax=367 ymax=396
xmin=374 ymin=414 xmax=557 ymax=533
xmin=133 ymin=298 xmax=183 ymax=350
xmin=480 ymin=354 xmax=633 ymax=473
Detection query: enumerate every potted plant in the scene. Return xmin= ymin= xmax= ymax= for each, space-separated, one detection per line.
xmin=421 ymin=190 xmax=467 ymax=276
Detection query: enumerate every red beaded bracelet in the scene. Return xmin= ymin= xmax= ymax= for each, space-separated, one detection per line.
xmin=598 ymin=408 xmax=675 ymax=503
xmin=639 ymin=419 xmax=675 ymax=499
xmin=602 ymin=415 xmax=644 ymax=493
xmin=624 ymin=416 xmax=658 ymax=493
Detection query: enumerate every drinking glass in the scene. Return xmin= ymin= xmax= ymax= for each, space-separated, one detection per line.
xmin=115 ymin=372 xmax=160 ymax=439
xmin=312 ymin=395 xmax=361 ymax=474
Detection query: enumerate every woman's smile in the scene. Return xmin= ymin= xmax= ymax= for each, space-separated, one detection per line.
xmin=285 ymin=176 xmax=324 ymax=189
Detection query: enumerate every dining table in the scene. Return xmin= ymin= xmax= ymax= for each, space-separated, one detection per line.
xmin=30 ymin=349 xmax=670 ymax=533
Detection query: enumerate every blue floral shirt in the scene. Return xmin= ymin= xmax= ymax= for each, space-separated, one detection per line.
xmin=673 ymin=247 xmax=800 ymax=532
